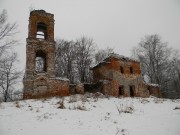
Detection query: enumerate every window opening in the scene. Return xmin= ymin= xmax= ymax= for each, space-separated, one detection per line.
xmin=35 ymin=50 xmax=46 ymax=72
xmin=119 ymin=86 xmax=124 ymax=96
xmin=130 ymin=66 xmax=133 ymax=74
xmin=120 ymin=66 xmax=124 ymax=74
xmin=148 ymin=86 xmax=152 ymax=94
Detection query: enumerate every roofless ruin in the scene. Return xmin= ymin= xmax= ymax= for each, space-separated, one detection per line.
xmin=23 ymin=10 xmax=161 ymax=99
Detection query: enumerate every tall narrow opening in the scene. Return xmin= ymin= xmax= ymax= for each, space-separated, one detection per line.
xmin=119 ymin=85 xmax=124 ymax=96
xmin=120 ymin=66 xmax=124 ymax=74
xmin=130 ymin=66 xmax=133 ymax=74
xmin=148 ymin=86 xmax=152 ymax=95
xmin=129 ymin=85 xmax=135 ymax=97
xmin=36 ymin=22 xmax=47 ymax=39
xmin=35 ymin=50 xmax=47 ymax=72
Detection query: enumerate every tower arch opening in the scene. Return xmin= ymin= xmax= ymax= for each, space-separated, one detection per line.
xmin=36 ymin=22 xmax=47 ymax=39
xmin=35 ymin=50 xmax=47 ymax=72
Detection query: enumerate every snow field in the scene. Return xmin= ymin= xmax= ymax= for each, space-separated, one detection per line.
xmin=0 ymin=95 xmax=180 ymax=135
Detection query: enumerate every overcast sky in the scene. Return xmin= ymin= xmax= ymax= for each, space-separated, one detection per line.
xmin=1 ymin=0 xmax=180 ymax=70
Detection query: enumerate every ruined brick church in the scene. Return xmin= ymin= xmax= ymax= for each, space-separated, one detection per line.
xmin=23 ymin=10 xmax=161 ymax=99
xmin=90 ymin=54 xmax=161 ymax=97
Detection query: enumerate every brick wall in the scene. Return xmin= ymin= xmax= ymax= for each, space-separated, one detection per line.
xmin=91 ymin=56 xmax=150 ymax=97
xmin=23 ymin=10 xmax=70 ymax=99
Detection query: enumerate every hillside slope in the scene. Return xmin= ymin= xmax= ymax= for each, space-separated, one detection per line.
xmin=0 ymin=95 xmax=180 ymax=135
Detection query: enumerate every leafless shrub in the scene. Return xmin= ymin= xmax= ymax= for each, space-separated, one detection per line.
xmin=69 ymin=104 xmax=87 ymax=111
xmin=91 ymin=92 xmax=104 ymax=102
xmin=72 ymin=104 xmax=76 ymax=110
xmin=105 ymin=94 xmax=111 ymax=100
xmin=81 ymin=95 xmax=89 ymax=102
xmin=174 ymin=106 xmax=180 ymax=110
xmin=116 ymin=128 xmax=129 ymax=135
xmin=171 ymin=99 xmax=180 ymax=103
xmin=93 ymin=98 xmax=98 ymax=102
xmin=154 ymin=98 xmax=164 ymax=103
xmin=57 ymin=98 xmax=65 ymax=109
xmin=140 ymin=98 xmax=150 ymax=104
xmin=68 ymin=95 xmax=78 ymax=103
xmin=123 ymin=106 xmax=134 ymax=113
xmin=93 ymin=92 xmax=104 ymax=99
xmin=76 ymin=104 xmax=87 ymax=111
xmin=15 ymin=101 xmax=20 ymax=108
xmin=41 ymin=98 xmax=47 ymax=103
xmin=84 ymin=92 xmax=93 ymax=98
xmin=115 ymin=101 xmax=134 ymax=115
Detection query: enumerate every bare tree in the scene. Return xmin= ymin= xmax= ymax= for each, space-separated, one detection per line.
xmin=136 ymin=35 xmax=171 ymax=83
xmin=94 ymin=47 xmax=114 ymax=64
xmin=0 ymin=10 xmax=21 ymax=102
xmin=0 ymin=53 xmax=22 ymax=102
xmin=0 ymin=9 xmax=18 ymax=57
xmin=165 ymin=51 xmax=180 ymax=98
xmin=75 ymin=37 xmax=95 ymax=83
xmin=132 ymin=34 xmax=174 ymax=97
xmin=55 ymin=39 xmax=77 ymax=83
xmin=132 ymin=34 xmax=180 ymax=98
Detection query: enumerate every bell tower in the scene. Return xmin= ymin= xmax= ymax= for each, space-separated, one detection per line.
xmin=23 ymin=10 xmax=69 ymax=99
xmin=25 ymin=10 xmax=55 ymax=78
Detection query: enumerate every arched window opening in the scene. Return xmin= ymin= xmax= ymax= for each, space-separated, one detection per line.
xmin=36 ymin=22 xmax=47 ymax=39
xmin=130 ymin=66 xmax=133 ymax=74
xmin=120 ymin=66 xmax=124 ymax=74
xmin=35 ymin=50 xmax=47 ymax=72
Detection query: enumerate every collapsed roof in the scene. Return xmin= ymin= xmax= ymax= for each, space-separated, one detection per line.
xmin=91 ymin=53 xmax=139 ymax=69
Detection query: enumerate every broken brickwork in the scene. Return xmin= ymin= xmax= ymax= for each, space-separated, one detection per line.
xmin=91 ymin=54 xmax=160 ymax=98
xmin=23 ymin=10 xmax=69 ymax=99
xmin=145 ymin=83 xmax=162 ymax=98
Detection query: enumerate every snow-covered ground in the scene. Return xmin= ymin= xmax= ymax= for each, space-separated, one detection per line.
xmin=0 ymin=95 xmax=180 ymax=135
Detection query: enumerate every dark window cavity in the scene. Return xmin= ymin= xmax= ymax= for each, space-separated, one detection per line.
xmin=120 ymin=66 xmax=124 ymax=74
